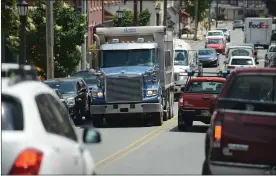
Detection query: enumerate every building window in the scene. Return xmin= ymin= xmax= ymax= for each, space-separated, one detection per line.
xmin=238 ymin=10 xmax=243 ymax=15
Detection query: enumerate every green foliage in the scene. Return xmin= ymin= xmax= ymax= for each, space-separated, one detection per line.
xmin=113 ymin=8 xmax=151 ymax=27
xmin=27 ymin=0 xmax=87 ymax=77
xmin=138 ymin=9 xmax=151 ymax=26
xmin=184 ymin=0 xmax=212 ymax=22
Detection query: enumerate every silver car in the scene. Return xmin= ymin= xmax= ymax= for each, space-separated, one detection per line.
xmin=232 ymin=20 xmax=244 ymax=30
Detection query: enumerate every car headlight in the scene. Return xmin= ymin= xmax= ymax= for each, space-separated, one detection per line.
xmin=92 ymin=91 xmax=103 ymax=98
xmin=146 ymin=89 xmax=158 ymax=96
xmin=66 ymin=97 xmax=75 ymax=106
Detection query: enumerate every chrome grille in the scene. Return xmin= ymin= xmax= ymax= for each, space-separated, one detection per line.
xmin=174 ymin=73 xmax=179 ymax=81
xmin=105 ymin=76 xmax=143 ymax=103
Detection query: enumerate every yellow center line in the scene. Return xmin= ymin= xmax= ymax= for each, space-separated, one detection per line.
xmin=96 ymin=117 xmax=176 ymax=166
xmin=97 ymin=126 xmax=170 ymax=170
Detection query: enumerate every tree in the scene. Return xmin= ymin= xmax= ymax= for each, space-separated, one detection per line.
xmin=113 ymin=8 xmax=151 ymax=27
xmin=184 ymin=0 xmax=212 ymax=22
xmin=138 ymin=9 xmax=151 ymax=26
xmin=27 ymin=0 xmax=87 ymax=77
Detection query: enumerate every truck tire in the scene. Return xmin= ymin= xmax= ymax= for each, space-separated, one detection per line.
xmin=92 ymin=115 xmax=104 ymax=127
xmin=153 ymin=112 xmax=163 ymax=126
xmin=202 ymin=160 xmax=211 ymax=175
xmin=163 ymin=100 xmax=169 ymax=121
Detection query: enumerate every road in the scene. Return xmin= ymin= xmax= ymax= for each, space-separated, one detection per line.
xmin=77 ymin=25 xmax=266 ymax=175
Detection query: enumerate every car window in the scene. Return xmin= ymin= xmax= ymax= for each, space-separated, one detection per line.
xmin=230 ymin=58 xmax=253 ymax=65
xmin=227 ymin=76 xmax=275 ymax=101
xmin=55 ymin=89 xmax=63 ymax=99
xmin=234 ymin=20 xmax=243 ymax=24
xmin=46 ymin=94 xmax=77 ymax=142
xmin=230 ymin=49 xmax=251 ymax=56
xmin=207 ymin=39 xmax=223 ymax=44
xmin=185 ymin=81 xmax=224 ymax=94
xmin=174 ymin=50 xmax=188 ymax=66
xmin=80 ymin=79 xmax=87 ymax=89
xmin=1 ymin=95 xmax=24 ymax=131
xmin=198 ymin=50 xmax=214 ymax=55
xmin=217 ymin=28 xmax=227 ymax=32
xmin=36 ymin=94 xmax=77 ymax=141
xmin=45 ymin=81 xmax=76 ymax=94
xmin=269 ymin=46 xmax=276 ymax=52
xmin=76 ymin=82 xmax=81 ymax=91
xmin=208 ymin=32 xmax=222 ymax=36
xmin=71 ymin=72 xmax=97 ymax=85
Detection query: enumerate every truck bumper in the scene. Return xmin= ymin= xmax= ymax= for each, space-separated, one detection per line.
xmin=90 ymin=103 xmax=162 ymax=115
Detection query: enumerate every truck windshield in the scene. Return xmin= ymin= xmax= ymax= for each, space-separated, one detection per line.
xmin=102 ymin=49 xmax=156 ymax=67
xmin=185 ymin=81 xmax=224 ymax=94
xmin=174 ymin=50 xmax=188 ymax=65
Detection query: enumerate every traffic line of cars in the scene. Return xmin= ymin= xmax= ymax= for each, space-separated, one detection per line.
xmin=176 ymin=67 xmax=276 ymax=175
xmin=2 ymin=64 xmax=102 ymax=175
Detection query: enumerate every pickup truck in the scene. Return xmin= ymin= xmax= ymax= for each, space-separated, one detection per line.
xmin=203 ymin=68 xmax=276 ymax=175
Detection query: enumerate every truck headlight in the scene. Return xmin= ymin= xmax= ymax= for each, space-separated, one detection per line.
xmin=66 ymin=97 xmax=75 ymax=106
xmin=146 ymin=89 xmax=158 ymax=96
xmin=92 ymin=91 xmax=103 ymax=98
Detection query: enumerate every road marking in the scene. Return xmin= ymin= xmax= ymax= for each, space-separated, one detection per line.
xmin=97 ymin=126 xmax=170 ymax=170
xmin=96 ymin=117 xmax=176 ymax=166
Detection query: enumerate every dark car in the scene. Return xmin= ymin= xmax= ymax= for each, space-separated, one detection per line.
xmin=71 ymin=70 xmax=98 ymax=91
xmin=44 ymin=78 xmax=90 ymax=125
xmin=203 ymin=68 xmax=276 ymax=175
xmin=198 ymin=49 xmax=220 ymax=67
xmin=53 ymin=88 xmax=69 ymax=110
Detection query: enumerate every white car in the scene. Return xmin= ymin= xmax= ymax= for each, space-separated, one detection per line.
xmin=224 ymin=56 xmax=258 ymax=71
xmin=265 ymin=44 xmax=276 ymax=67
xmin=216 ymin=27 xmax=231 ymax=42
xmin=2 ymin=75 xmax=100 ymax=175
xmin=205 ymin=30 xmax=225 ymax=41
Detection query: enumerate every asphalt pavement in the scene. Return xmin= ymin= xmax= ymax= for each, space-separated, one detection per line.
xmin=76 ymin=24 xmax=266 ymax=175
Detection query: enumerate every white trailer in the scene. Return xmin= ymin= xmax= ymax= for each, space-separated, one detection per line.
xmin=244 ymin=17 xmax=273 ymax=49
xmin=91 ymin=26 xmax=175 ymax=126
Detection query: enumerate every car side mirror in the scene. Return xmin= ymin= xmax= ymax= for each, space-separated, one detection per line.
xmin=83 ymin=128 xmax=101 ymax=144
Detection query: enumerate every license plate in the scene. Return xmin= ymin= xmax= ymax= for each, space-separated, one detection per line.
xmin=201 ymin=110 xmax=210 ymax=116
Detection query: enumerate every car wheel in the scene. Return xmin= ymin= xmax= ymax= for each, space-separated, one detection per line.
xmin=202 ymin=160 xmax=211 ymax=175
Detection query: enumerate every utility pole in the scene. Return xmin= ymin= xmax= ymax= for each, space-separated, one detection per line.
xmin=81 ymin=0 xmax=87 ymax=70
xmin=134 ymin=0 xmax=138 ymax=26
xmin=140 ymin=0 xmax=143 ymax=12
xmin=178 ymin=0 xmax=183 ymax=38
xmin=208 ymin=2 xmax=211 ymax=30
xmin=163 ymin=0 xmax=168 ymax=28
xmin=46 ymin=0 xmax=54 ymax=79
xmin=193 ymin=0 xmax=199 ymax=40
xmin=216 ymin=0 xmax=219 ymax=28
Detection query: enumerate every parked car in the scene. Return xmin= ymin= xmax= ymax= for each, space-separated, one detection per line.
xmin=232 ymin=20 xmax=244 ymax=30
xmin=205 ymin=36 xmax=226 ymax=54
xmin=216 ymin=27 xmax=231 ymax=42
xmin=198 ymin=48 xmax=220 ymax=67
xmin=44 ymin=78 xmax=90 ymax=125
xmin=265 ymin=44 xmax=276 ymax=67
xmin=178 ymin=72 xmax=226 ymax=131
xmin=203 ymin=68 xmax=276 ymax=175
xmin=71 ymin=70 xmax=98 ymax=91
xmin=224 ymin=56 xmax=258 ymax=71
xmin=2 ymin=72 xmax=101 ymax=175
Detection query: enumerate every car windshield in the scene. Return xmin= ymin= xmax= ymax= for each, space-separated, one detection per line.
xmin=174 ymin=50 xmax=188 ymax=66
xmin=2 ymin=95 xmax=24 ymax=131
xmin=198 ymin=50 xmax=214 ymax=55
xmin=269 ymin=46 xmax=276 ymax=52
xmin=229 ymin=49 xmax=251 ymax=57
xmin=234 ymin=20 xmax=243 ymax=24
xmin=217 ymin=28 xmax=227 ymax=32
xmin=185 ymin=81 xmax=224 ymax=94
xmin=226 ymin=76 xmax=275 ymax=101
xmin=207 ymin=32 xmax=222 ymax=36
xmin=207 ymin=39 xmax=223 ymax=44
xmin=231 ymin=58 xmax=253 ymax=65
xmin=102 ymin=49 xmax=156 ymax=67
xmin=45 ymin=81 xmax=76 ymax=94
xmin=71 ymin=72 xmax=97 ymax=85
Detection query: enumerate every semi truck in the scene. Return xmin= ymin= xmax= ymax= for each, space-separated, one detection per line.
xmin=244 ymin=17 xmax=273 ymax=49
xmin=90 ymin=26 xmax=175 ymax=127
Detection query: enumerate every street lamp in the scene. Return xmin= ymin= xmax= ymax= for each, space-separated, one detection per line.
xmin=116 ymin=7 xmax=124 ymax=27
xmin=155 ymin=6 xmax=161 ymax=26
xmin=17 ymin=0 xmax=29 ymax=65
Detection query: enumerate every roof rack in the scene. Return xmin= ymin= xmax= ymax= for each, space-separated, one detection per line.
xmin=2 ymin=64 xmax=39 ymax=86
xmin=187 ymin=70 xmax=230 ymax=78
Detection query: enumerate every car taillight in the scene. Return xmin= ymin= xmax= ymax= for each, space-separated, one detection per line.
xmin=213 ymin=113 xmax=224 ymax=148
xmin=9 ymin=149 xmax=43 ymax=175
xmin=227 ymin=65 xmax=235 ymax=69
xmin=249 ymin=66 xmax=257 ymax=68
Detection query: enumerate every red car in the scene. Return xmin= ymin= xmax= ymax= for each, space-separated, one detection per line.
xmin=205 ymin=36 xmax=226 ymax=54
xmin=203 ymin=68 xmax=276 ymax=175
xmin=178 ymin=73 xmax=226 ymax=130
